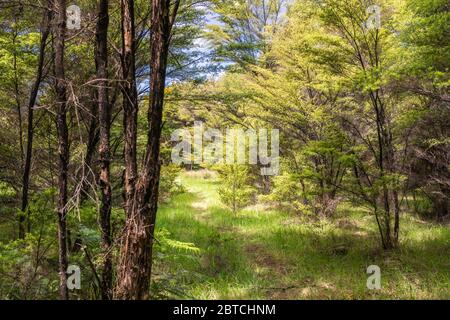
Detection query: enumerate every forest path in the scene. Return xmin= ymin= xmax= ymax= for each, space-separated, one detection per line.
xmin=156 ymin=170 xmax=450 ymax=300
xmin=180 ymin=170 xmax=301 ymax=299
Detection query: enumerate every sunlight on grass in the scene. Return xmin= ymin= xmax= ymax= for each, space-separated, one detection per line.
xmin=154 ymin=171 xmax=450 ymax=300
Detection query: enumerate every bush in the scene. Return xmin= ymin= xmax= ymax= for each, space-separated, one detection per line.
xmin=151 ymin=228 xmax=200 ymax=299
xmin=260 ymin=172 xmax=313 ymax=214
xmin=217 ymin=164 xmax=256 ymax=214
xmin=159 ymin=164 xmax=185 ymax=202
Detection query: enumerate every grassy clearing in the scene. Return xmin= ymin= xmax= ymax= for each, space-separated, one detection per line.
xmin=153 ymin=171 xmax=450 ymax=300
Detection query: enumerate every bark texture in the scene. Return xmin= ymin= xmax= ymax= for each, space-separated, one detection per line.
xmin=114 ymin=0 xmax=179 ymax=300
xmin=96 ymin=0 xmax=113 ymax=300
xmin=53 ymin=0 xmax=70 ymax=300
xmin=120 ymin=0 xmax=138 ymax=218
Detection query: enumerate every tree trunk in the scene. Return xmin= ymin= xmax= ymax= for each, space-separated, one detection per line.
xmin=115 ymin=0 xmax=179 ymax=300
xmin=96 ymin=0 xmax=113 ymax=300
xmin=370 ymin=87 xmax=399 ymax=249
xmin=434 ymin=190 xmax=449 ymax=222
xmin=120 ymin=0 xmax=138 ymax=218
xmin=53 ymin=0 xmax=69 ymax=300
xmin=20 ymin=2 xmax=52 ymax=238
xmin=12 ymin=13 xmax=25 ymax=239
xmin=393 ymin=190 xmax=400 ymax=243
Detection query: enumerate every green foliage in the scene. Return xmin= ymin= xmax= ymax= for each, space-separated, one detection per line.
xmin=151 ymin=228 xmax=201 ymax=299
xmin=206 ymin=0 xmax=287 ymax=68
xmin=155 ymin=172 xmax=450 ymax=299
xmin=401 ymin=0 xmax=450 ymax=84
xmin=261 ymin=171 xmax=312 ymax=214
xmin=0 ymin=0 xmax=449 ymax=300
xmin=156 ymin=228 xmax=201 ymax=256
xmin=0 ymin=235 xmax=58 ymax=299
xmin=217 ymin=164 xmax=256 ymax=214
xmin=159 ymin=164 xmax=185 ymax=202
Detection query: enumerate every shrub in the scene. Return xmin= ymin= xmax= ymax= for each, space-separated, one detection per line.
xmin=159 ymin=164 xmax=185 ymax=202
xmin=217 ymin=164 xmax=256 ymax=214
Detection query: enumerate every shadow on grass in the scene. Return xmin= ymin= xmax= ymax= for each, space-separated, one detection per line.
xmin=155 ymin=181 xmax=450 ymax=299
xmin=155 ymin=191 xmax=260 ymax=299
xmin=257 ymin=218 xmax=450 ymax=299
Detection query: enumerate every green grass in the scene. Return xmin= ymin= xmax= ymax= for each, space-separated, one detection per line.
xmin=154 ymin=171 xmax=450 ymax=300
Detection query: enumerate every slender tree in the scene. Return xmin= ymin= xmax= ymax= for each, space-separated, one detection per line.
xmin=20 ymin=0 xmax=52 ymax=238
xmin=52 ymin=0 xmax=70 ymax=300
xmin=115 ymin=0 xmax=180 ymax=300
xmin=95 ymin=0 xmax=113 ymax=299
xmin=120 ymin=0 xmax=139 ymax=219
xmin=12 ymin=10 xmax=25 ymax=239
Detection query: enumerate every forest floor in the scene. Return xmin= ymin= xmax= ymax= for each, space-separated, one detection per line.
xmin=153 ymin=170 xmax=450 ymax=300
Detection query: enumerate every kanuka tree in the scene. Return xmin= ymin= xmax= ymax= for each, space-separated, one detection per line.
xmin=95 ymin=0 xmax=112 ymax=299
xmin=20 ymin=1 xmax=52 ymax=239
xmin=318 ymin=0 xmax=401 ymax=249
xmin=120 ymin=0 xmax=139 ymax=220
xmin=401 ymin=0 xmax=450 ymax=222
xmin=52 ymin=0 xmax=70 ymax=300
xmin=206 ymin=0 xmax=287 ymax=68
xmin=115 ymin=0 xmax=180 ymax=300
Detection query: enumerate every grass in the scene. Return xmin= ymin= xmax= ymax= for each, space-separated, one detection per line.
xmin=153 ymin=170 xmax=450 ymax=300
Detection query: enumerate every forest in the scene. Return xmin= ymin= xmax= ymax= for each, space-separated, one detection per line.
xmin=0 ymin=0 xmax=448 ymax=300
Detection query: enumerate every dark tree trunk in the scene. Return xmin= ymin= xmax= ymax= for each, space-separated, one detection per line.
xmin=12 ymin=14 xmax=24 ymax=167
xmin=20 ymin=2 xmax=52 ymax=238
xmin=434 ymin=190 xmax=449 ymax=222
xmin=120 ymin=0 xmax=138 ymax=218
xmin=365 ymin=60 xmax=399 ymax=249
xmin=115 ymin=0 xmax=180 ymax=300
xmin=13 ymin=14 xmax=25 ymax=239
xmin=96 ymin=0 xmax=113 ymax=300
xmin=393 ymin=190 xmax=400 ymax=242
xmin=53 ymin=0 xmax=69 ymax=300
